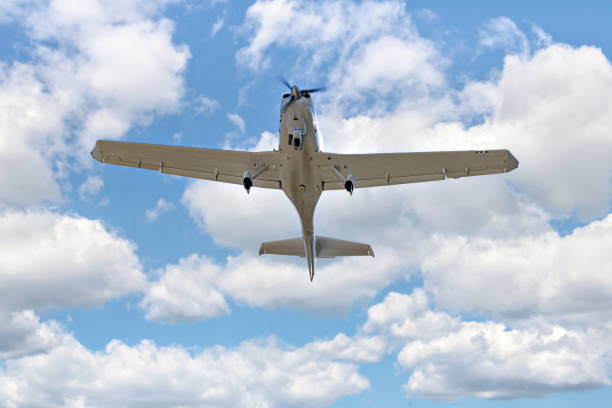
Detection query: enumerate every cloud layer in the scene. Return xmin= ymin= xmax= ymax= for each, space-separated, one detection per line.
xmin=0 ymin=333 xmax=375 ymax=408
xmin=0 ymin=211 xmax=146 ymax=312
xmin=2 ymin=0 xmax=612 ymax=404
xmin=0 ymin=0 xmax=189 ymax=208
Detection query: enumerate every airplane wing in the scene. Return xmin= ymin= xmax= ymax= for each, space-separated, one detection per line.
xmin=91 ymin=140 xmax=282 ymax=189
xmin=317 ymin=149 xmax=518 ymax=190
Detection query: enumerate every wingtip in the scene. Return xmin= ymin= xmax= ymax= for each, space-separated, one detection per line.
xmin=507 ymin=151 xmax=519 ymax=172
xmin=368 ymin=246 xmax=375 ymax=258
xmin=91 ymin=140 xmax=103 ymax=163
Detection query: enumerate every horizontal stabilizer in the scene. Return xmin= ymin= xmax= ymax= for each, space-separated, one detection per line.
xmin=316 ymin=236 xmax=375 ymax=258
xmin=259 ymin=236 xmax=374 ymax=258
xmin=259 ymin=238 xmax=305 ymax=257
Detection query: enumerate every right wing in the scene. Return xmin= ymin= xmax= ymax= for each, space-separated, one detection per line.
xmin=91 ymin=140 xmax=282 ymax=189
xmin=317 ymin=149 xmax=518 ymax=190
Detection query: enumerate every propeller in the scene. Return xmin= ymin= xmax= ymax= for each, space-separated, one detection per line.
xmin=301 ymin=87 xmax=326 ymax=94
xmin=279 ymin=77 xmax=326 ymax=112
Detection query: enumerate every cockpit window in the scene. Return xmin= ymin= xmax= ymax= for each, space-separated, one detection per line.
xmin=282 ymin=93 xmax=290 ymax=98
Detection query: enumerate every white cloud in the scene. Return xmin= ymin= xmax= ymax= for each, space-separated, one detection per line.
xmin=334 ymin=34 xmax=444 ymax=93
xmin=238 ymin=0 xmax=444 ymax=111
xmin=422 ymin=213 xmax=612 ymax=325
xmin=303 ymin=333 xmax=386 ymax=363
xmin=193 ymin=95 xmax=220 ymax=115
xmin=363 ymin=290 xmax=611 ymax=400
xmin=211 ymin=16 xmax=224 ymax=37
xmin=0 ymin=311 xmax=66 ymax=360
xmin=78 ymin=175 xmax=103 ymax=199
xmin=362 ymin=289 xmax=460 ymax=342
xmin=0 ymin=0 xmax=189 ymax=208
xmin=217 ymin=251 xmax=403 ymax=314
xmin=144 ymin=198 xmax=175 ymax=222
xmin=0 ymin=63 xmax=67 ymax=208
xmin=238 ymin=0 xmax=406 ymax=71
xmin=0 ymin=335 xmax=371 ymax=408
xmin=531 ymin=24 xmax=552 ymax=48
xmin=399 ymin=322 xmax=609 ymax=400
xmin=141 ymin=254 xmax=229 ymax=322
xmin=0 ymin=211 xmax=146 ymax=313
xmin=458 ymin=44 xmax=612 ymax=219
xmin=182 ymin=180 xmax=297 ymax=250
xmin=226 ymin=112 xmax=246 ymax=134
xmin=236 ymin=81 xmax=253 ymax=107
xmin=142 ymin=248 xmax=405 ymax=321
xmin=479 ymin=16 xmax=529 ymax=54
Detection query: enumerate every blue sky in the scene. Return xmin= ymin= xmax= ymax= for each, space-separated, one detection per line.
xmin=1 ymin=1 xmax=612 ymax=406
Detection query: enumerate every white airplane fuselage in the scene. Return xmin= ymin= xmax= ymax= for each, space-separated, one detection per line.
xmin=277 ymin=87 xmax=323 ymax=280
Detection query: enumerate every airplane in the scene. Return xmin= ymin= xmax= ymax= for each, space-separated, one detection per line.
xmin=91 ymin=81 xmax=518 ymax=281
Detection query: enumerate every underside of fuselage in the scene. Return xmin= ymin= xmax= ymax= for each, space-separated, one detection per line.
xmin=278 ymin=86 xmax=322 ymax=280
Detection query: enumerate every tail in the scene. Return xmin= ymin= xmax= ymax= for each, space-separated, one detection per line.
xmin=258 ymin=236 xmax=375 ymax=258
xmin=259 ymin=236 xmax=374 ymax=281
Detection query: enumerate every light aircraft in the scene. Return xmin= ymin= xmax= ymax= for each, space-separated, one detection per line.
xmin=91 ymin=81 xmax=518 ymax=281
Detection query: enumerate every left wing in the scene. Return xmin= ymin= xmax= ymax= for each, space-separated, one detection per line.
xmin=91 ymin=140 xmax=282 ymax=189
xmin=316 ymin=149 xmax=518 ymax=190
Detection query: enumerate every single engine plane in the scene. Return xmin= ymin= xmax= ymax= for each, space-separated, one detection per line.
xmin=91 ymin=81 xmax=518 ymax=281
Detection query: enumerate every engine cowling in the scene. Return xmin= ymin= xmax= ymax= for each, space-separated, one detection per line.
xmin=344 ymin=173 xmax=354 ymax=195
xmin=243 ymin=170 xmax=253 ymax=194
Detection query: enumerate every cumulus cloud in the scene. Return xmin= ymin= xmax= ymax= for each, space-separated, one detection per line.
xmin=0 ymin=311 xmax=66 ymax=360
xmin=238 ymin=0 xmax=444 ymax=111
xmin=238 ymin=0 xmax=407 ymax=70
xmin=422 ymin=213 xmax=612 ymax=325
xmin=0 ymin=335 xmax=371 ymax=408
xmin=362 ymin=289 xmax=460 ymax=342
xmin=0 ymin=64 xmax=67 ymax=208
xmin=0 ymin=0 xmax=189 ymax=208
xmin=0 ymin=211 xmax=146 ymax=312
xmin=362 ymin=290 xmax=611 ymax=400
xmin=142 ymin=248 xmax=404 ymax=321
xmin=141 ymin=254 xmax=229 ymax=321
xmin=460 ymin=44 xmax=612 ymax=219
xmin=399 ymin=322 xmax=609 ymax=400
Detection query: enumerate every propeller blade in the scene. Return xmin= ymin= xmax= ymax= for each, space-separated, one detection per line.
xmin=301 ymin=86 xmax=326 ymax=94
xmin=278 ymin=76 xmax=292 ymax=90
